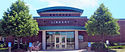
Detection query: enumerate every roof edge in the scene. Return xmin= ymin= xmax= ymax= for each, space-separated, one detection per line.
xmin=37 ymin=6 xmax=84 ymax=13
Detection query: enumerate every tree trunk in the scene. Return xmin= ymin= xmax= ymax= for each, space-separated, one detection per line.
xmin=17 ymin=37 xmax=20 ymax=49
xmin=101 ymin=35 xmax=105 ymax=49
xmin=100 ymin=34 xmax=105 ymax=42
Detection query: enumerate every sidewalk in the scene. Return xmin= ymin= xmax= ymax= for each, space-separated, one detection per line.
xmin=27 ymin=49 xmax=88 ymax=52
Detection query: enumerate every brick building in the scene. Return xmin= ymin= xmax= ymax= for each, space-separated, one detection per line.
xmin=3 ymin=6 xmax=125 ymax=50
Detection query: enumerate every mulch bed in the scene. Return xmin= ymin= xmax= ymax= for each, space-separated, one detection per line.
xmin=12 ymin=49 xmax=26 ymax=52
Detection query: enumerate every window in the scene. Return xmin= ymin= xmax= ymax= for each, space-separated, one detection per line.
xmin=74 ymin=21 xmax=77 ymax=22
xmin=62 ymin=14 xmax=65 ymax=16
xmin=53 ymin=14 xmax=55 ymax=16
xmin=69 ymin=14 xmax=71 ymax=16
xmin=0 ymin=36 xmax=6 ymax=42
xmin=67 ymin=21 xmax=70 ymax=23
xmin=65 ymin=14 xmax=68 ymax=16
xmin=56 ymin=21 xmax=58 ymax=23
xmin=78 ymin=35 xmax=84 ymax=41
xmin=64 ymin=21 xmax=67 ymax=23
xmin=14 ymin=38 xmax=18 ymax=44
xmin=50 ymin=14 xmax=52 ymax=16
xmin=20 ymin=38 xmax=23 ymax=44
xmin=43 ymin=21 xmax=46 ymax=22
xmin=62 ymin=21 xmax=64 ymax=23
xmin=56 ymin=14 xmax=58 ymax=16
xmin=58 ymin=21 xmax=61 ymax=23
xmin=0 ymin=36 xmax=2 ymax=41
xmin=14 ymin=38 xmax=23 ymax=44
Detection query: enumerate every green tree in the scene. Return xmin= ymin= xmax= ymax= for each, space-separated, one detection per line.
xmin=1 ymin=0 xmax=39 ymax=48
xmin=85 ymin=3 xmax=120 ymax=41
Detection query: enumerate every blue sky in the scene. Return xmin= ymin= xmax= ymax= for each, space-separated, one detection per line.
xmin=0 ymin=0 xmax=125 ymax=19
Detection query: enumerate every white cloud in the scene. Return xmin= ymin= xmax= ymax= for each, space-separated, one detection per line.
xmin=25 ymin=3 xmax=36 ymax=10
xmin=39 ymin=0 xmax=99 ymax=9
xmin=47 ymin=1 xmax=65 ymax=6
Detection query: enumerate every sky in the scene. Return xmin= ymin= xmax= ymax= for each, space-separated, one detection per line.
xmin=0 ymin=0 xmax=125 ymax=19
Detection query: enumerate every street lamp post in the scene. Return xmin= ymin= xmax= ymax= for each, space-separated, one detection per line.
xmin=8 ymin=42 xmax=11 ymax=52
xmin=88 ymin=42 xmax=91 ymax=52
xmin=29 ymin=42 xmax=32 ymax=52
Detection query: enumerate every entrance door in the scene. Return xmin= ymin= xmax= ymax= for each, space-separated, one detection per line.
xmin=55 ymin=35 xmax=67 ymax=49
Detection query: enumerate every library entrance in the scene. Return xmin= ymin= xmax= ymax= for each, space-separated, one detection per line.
xmin=55 ymin=35 xmax=67 ymax=49
xmin=46 ymin=31 xmax=75 ymax=50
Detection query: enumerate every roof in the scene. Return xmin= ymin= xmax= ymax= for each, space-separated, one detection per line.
xmin=33 ymin=16 xmax=87 ymax=18
xmin=39 ymin=26 xmax=86 ymax=30
xmin=119 ymin=19 xmax=125 ymax=20
xmin=37 ymin=6 xmax=83 ymax=13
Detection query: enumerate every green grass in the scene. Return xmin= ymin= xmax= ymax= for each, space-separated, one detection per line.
xmin=110 ymin=49 xmax=125 ymax=52
xmin=108 ymin=46 xmax=125 ymax=49
xmin=0 ymin=47 xmax=8 ymax=50
xmin=0 ymin=47 xmax=8 ymax=52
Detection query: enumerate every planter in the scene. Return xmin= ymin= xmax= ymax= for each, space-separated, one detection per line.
xmin=95 ymin=49 xmax=108 ymax=52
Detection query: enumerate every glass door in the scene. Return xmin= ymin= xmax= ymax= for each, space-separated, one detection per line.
xmin=55 ymin=35 xmax=67 ymax=49
xmin=61 ymin=35 xmax=67 ymax=49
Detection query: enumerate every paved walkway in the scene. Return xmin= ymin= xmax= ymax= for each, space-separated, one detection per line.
xmin=27 ymin=49 xmax=88 ymax=52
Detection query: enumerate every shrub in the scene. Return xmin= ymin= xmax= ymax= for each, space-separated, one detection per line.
xmin=108 ymin=46 xmax=125 ymax=49
xmin=12 ymin=44 xmax=28 ymax=50
xmin=0 ymin=47 xmax=8 ymax=50
xmin=20 ymin=44 xmax=28 ymax=51
xmin=109 ymin=42 xmax=119 ymax=46
xmin=12 ymin=44 xmax=18 ymax=50
xmin=91 ymin=42 xmax=107 ymax=50
xmin=0 ymin=43 xmax=6 ymax=48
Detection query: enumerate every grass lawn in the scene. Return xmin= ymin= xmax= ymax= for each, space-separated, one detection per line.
xmin=109 ymin=49 xmax=125 ymax=52
xmin=0 ymin=47 xmax=8 ymax=52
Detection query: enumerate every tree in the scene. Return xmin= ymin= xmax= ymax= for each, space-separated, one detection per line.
xmin=85 ymin=3 xmax=120 ymax=42
xmin=1 ymin=0 xmax=39 ymax=49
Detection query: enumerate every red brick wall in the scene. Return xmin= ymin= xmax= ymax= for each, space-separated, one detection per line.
xmin=35 ymin=17 xmax=87 ymax=26
xmin=5 ymin=20 xmax=125 ymax=43
xmin=5 ymin=36 xmax=15 ymax=44
xmin=22 ymin=31 xmax=42 ymax=43
xmin=5 ymin=31 xmax=42 ymax=44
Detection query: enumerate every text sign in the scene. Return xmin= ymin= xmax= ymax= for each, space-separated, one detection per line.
xmin=88 ymin=42 xmax=91 ymax=47
xmin=29 ymin=42 xmax=32 ymax=47
xmin=8 ymin=42 xmax=11 ymax=47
